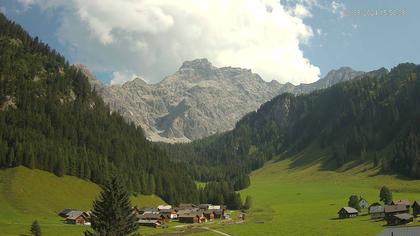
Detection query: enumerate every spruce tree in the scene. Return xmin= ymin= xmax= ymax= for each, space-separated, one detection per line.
xmin=30 ymin=220 xmax=41 ymax=236
xmin=347 ymin=195 xmax=360 ymax=210
xmin=85 ymin=176 xmax=138 ymax=236
xmin=380 ymin=186 xmax=392 ymax=204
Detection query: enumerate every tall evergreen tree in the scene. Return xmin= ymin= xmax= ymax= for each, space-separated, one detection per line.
xmin=347 ymin=195 xmax=360 ymax=211
xmin=85 ymin=176 xmax=138 ymax=236
xmin=30 ymin=220 xmax=41 ymax=236
xmin=380 ymin=186 xmax=393 ymax=205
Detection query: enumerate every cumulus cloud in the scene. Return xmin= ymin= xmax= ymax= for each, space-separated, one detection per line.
xmin=18 ymin=0 xmax=323 ymax=85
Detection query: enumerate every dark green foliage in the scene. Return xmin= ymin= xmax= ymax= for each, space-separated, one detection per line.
xmin=243 ymin=195 xmax=252 ymax=210
xmin=380 ymin=186 xmax=392 ymax=204
xmin=85 ymin=177 xmax=138 ymax=236
xmin=30 ymin=220 xmax=41 ymax=236
xmin=348 ymin=195 xmax=360 ymax=211
xmin=197 ymin=181 xmax=243 ymax=209
xmin=0 ymin=13 xmax=198 ymax=204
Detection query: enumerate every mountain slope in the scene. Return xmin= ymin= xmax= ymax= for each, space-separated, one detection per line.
xmin=0 ymin=166 xmax=164 ymax=236
xmin=86 ymin=59 xmax=364 ymax=142
xmin=162 ymin=63 xmax=420 ymax=186
xmin=0 ymin=13 xmax=197 ymax=204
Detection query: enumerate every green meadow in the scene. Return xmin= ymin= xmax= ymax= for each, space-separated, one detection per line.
xmin=212 ymin=151 xmax=420 ymax=236
xmin=0 ymin=166 xmax=165 ymax=236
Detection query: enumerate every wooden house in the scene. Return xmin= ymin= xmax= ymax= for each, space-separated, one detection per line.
xmin=137 ymin=207 xmax=159 ymax=214
xmin=391 ymin=200 xmax=411 ymax=210
xmin=213 ymin=209 xmax=225 ymax=219
xmin=138 ymin=219 xmax=162 ymax=228
xmin=368 ymin=205 xmax=385 ymax=219
xmin=412 ymin=201 xmax=420 ymax=217
xmin=359 ymin=198 xmax=369 ymax=209
xmin=159 ymin=208 xmax=178 ymax=219
xmin=66 ymin=211 xmax=88 ymax=225
xmin=178 ymin=213 xmax=206 ymax=223
xmin=137 ymin=213 xmax=166 ymax=223
xmin=58 ymin=208 xmax=77 ymax=218
xmin=384 ymin=205 xmax=409 ymax=219
xmin=386 ymin=213 xmax=414 ymax=225
xmin=203 ymin=210 xmax=215 ymax=220
xmin=338 ymin=207 xmax=358 ymax=219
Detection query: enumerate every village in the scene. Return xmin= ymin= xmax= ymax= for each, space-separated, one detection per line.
xmin=338 ymin=198 xmax=420 ymax=226
xmin=58 ymin=203 xmax=243 ymax=229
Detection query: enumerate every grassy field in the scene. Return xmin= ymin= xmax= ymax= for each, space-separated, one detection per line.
xmin=0 ymin=166 xmax=165 ymax=236
xmin=209 ymin=149 xmax=420 ymax=236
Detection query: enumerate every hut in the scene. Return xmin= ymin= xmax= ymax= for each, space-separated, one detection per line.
xmin=338 ymin=207 xmax=358 ymax=219
xmin=384 ymin=205 xmax=409 ymax=219
xmin=386 ymin=213 xmax=414 ymax=225
xmin=368 ymin=205 xmax=385 ymax=219
xmin=391 ymin=200 xmax=411 ymax=210
xmin=412 ymin=201 xmax=420 ymax=217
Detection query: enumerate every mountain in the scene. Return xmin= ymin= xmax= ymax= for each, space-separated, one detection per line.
xmin=162 ymin=63 xmax=420 ymax=188
xmin=85 ymin=59 xmax=364 ymax=142
xmin=0 ymin=13 xmax=197 ymax=204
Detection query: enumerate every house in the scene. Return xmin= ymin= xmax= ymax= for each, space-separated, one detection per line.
xmin=384 ymin=205 xmax=409 ymax=219
xmin=412 ymin=200 xmax=420 ymax=217
xmin=203 ymin=210 xmax=215 ymax=220
xmin=213 ymin=209 xmax=225 ymax=219
xmin=138 ymin=219 xmax=162 ymax=228
xmin=58 ymin=208 xmax=77 ymax=218
xmin=66 ymin=211 xmax=88 ymax=225
xmin=368 ymin=205 xmax=385 ymax=219
xmin=358 ymin=198 xmax=369 ymax=209
xmin=198 ymin=204 xmax=212 ymax=210
xmin=137 ymin=208 xmax=159 ymax=214
xmin=157 ymin=205 xmax=172 ymax=211
xmin=159 ymin=208 xmax=178 ymax=219
xmin=178 ymin=212 xmax=206 ymax=223
xmin=391 ymin=200 xmax=411 ymax=210
xmin=178 ymin=203 xmax=196 ymax=209
xmin=337 ymin=207 xmax=358 ymax=218
xmin=386 ymin=213 xmax=414 ymax=225
xmin=137 ymin=213 xmax=166 ymax=223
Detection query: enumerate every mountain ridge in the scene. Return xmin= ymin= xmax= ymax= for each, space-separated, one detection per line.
xmin=80 ymin=59 xmax=366 ymax=142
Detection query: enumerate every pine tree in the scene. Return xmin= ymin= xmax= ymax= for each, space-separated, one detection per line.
xmin=380 ymin=186 xmax=392 ymax=204
xmin=243 ymin=195 xmax=253 ymax=210
xmin=347 ymin=195 xmax=360 ymax=211
xmin=30 ymin=220 xmax=41 ymax=236
xmin=85 ymin=176 xmax=138 ymax=236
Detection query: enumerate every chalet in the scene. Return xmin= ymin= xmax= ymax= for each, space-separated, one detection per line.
xmin=138 ymin=219 xmax=162 ymax=228
xmin=198 ymin=204 xmax=212 ymax=210
xmin=137 ymin=213 xmax=166 ymax=223
xmin=368 ymin=205 xmax=385 ymax=219
xmin=412 ymin=200 xmax=420 ymax=217
xmin=213 ymin=209 xmax=225 ymax=219
xmin=338 ymin=207 xmax=358 ymax=219
xmin=157 ymin=205 xmax=172 ymax=211
xmin=159 ymin=209 xmax=178 ymax=219
xmin=391 ymin=200 xmax=411 ymax=210
xmin=358 ymin=198 xmax=369 ymax=209
xmin=178 ymin=212 xmax=206 ymax=224
xmin=66 ymin=211 xmax=88 ymax=225
xmin=58 ymin=208 xmax=77 ymax=218
xmin=203 ymin=210 xmax=215 ymax=220
xmin=384 ymin=205 xmax=409 ymax=219
xmin=378 ymin=226 xmax=420 ymax=236
xmin=137 ymin=207 xmax=159 ymax=214
xmin=386 ymin=213 xmax=414 ymax=225
xmin=178 ymin=203 xmax=196 ymax=209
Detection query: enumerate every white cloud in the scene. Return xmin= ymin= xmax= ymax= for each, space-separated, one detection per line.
xmin=331 ymin=1 xmax=346 ymax=17
xmin=18 ymin=0 xmax=322 ymax=85
xmin=111 ymin=71 xmax=140 ymax=85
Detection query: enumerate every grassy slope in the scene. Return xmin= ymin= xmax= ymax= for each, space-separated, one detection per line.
xmin=0 ymin=166 xmax=165 ymax=236
xmin=213 ymin=148 xmax=420 ymax=236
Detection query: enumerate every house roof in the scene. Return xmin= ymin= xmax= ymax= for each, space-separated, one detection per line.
xmin=378 ymin=226 xmax=420 ymax=236
xmin=369 ymin=205 xmax=385 ymax=214
xmin=392 ymin=200 xmax=411 ymax=206
xmin=412 ymin=200 xmax=420 ymax=207
xmin=138 ymin=219 xmax=161 ymax=224
xmin=157 ymin=205 xmax=172 ymax=210
xmin=384 ymin=204 xmax=407 ymax=213
xmin=59 ymin=208 xmax=76 ymax=215
xmin=139 ymin=207 xmax=159 ymax=212
xmin=393 ymin=213 xmax=414 ymax=220
xmin=66 ymin=211 xmax=84 ymax=220
xmin=159 ymin=209 xmax=175 ymax=213
xmin=339 ymin=207 xmax=358 ymax=214
xmin=138 ymin=213 xmax=163 ymax=220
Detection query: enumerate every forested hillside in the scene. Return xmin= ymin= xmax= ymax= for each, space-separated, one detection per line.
xmin=162 ymin=63 xmax=420 ymax=188
xmin=0 ymin=13 xmax=197 ymax=204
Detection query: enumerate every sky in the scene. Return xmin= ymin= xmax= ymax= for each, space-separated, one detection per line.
xmin=0 ymin=0 xmax=419 ymax=85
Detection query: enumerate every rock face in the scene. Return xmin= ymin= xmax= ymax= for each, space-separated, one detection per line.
xmin=78 ymin=59 xmax=364 ymax=142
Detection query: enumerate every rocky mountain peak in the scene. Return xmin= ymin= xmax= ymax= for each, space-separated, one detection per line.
xmin=180 ymin=58 xmax=214 ymax=70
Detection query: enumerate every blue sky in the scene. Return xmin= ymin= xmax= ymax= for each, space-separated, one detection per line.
xmin=1 ymin=0 xmax=419 ymax=85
